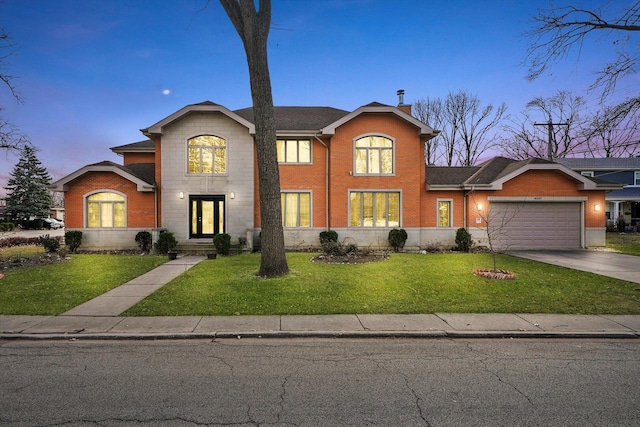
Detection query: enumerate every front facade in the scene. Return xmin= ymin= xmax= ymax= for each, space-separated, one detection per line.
xmin=51 ymin=100 xmax=619 ymax=251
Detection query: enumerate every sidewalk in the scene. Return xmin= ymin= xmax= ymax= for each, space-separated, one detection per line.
xmin=2 ymin=313 xmax=640 ymax=340
xmin=1 ymin=254 xmax=640 ymax=340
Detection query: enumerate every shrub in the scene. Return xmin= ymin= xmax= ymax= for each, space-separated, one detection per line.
xmin=135 ymin=231 xmax=153 ymax=253
xmin=156 ymin=231 xmax=178 ymax=254
xmin=64 ymin=230 xmax=83 ymax=253
xmin=213 ymin=233 xmax=231 ymax=256
xmin=616 ymin=216 xmax=626 ymax=233
xmin=38 ymin=235 xmax=61 ymax=253
xmin=388 ymin=228 xmax=408 ymax=252
xmin=455 ymin=227 xmax=473 ymax=252
xmin=319 ymin=230 xmax=339 ymax=253
xmin=0 ymin=236 xmax=36 ymax=248
xmin=319 ymin=230 xmax=338 ymax=244
xmin=0 ymin=222 xmax=15 ymax=232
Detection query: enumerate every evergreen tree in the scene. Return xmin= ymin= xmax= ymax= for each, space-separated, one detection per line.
xmin=4 ymin=145 xmax=53 ymax=221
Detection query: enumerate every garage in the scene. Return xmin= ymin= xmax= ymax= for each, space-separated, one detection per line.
xmin=489 ymin=202 xmax=582 ymax=250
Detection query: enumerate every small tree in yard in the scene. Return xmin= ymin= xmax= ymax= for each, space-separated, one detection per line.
xmin=471 ymin=194 xmax=520 ymax=279
xmin=4 ymin=146 xmax=52 ymax=223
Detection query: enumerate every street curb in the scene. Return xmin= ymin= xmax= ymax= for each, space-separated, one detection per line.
xmin=2 ymin=331 xmax=638 ymax=341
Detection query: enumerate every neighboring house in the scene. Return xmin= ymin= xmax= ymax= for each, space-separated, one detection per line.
xmin=556 ymin=158 xmax=640 ymax=229
xmin=50 ymin=98 xmax=620 ymax=251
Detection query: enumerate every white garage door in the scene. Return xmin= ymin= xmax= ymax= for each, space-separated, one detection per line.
xmin=489 ymin=202 xmax=582 ymax=250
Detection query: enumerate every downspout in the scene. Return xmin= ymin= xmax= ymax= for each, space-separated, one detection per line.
xmin=314 ymin=133 xmax=330 ymax=230
xmin=154 ymin=182 xmax=158 ymax=229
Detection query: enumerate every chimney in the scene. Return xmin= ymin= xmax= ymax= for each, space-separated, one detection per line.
xmin=396 ymin=89 xmax=411 ymax=115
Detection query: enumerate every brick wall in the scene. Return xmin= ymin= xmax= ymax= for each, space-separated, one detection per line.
xmin=64 ymin=172 xmax=156 ymax=228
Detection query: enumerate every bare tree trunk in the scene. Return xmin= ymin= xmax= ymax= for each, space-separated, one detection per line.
xmin=220 ymin=0 xmax=289 ymax=277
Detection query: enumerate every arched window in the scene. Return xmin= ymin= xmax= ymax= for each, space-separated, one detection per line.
xmin=87 ymin=192 xmax=125 ymax=228
xmin=354 ymin=135 xmax=394 ymax=175
xmin=188 ymin=135 xmax=227 ymax=174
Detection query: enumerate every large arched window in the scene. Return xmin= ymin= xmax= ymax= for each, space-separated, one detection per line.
xmin=87 ymin=192 xmax=125 ymax=228
xmin=188 ymin=135 xmax=227 ymax=174
xmin=354 ymin=135 xmax=394 ymax=175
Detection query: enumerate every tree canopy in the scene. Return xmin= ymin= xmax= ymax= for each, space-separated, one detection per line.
xmin=4 ymin=145 xmax=53 ymax=221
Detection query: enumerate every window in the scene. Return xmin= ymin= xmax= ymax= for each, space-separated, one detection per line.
xmin=437 ymin=200 xmax=452 ymax=227
xmin=635 ymin=171 xmax=640 ymax=186
xmin=349 ymin=191 xmax=400 ymax=227
xmin=281 ymin=192 xmax=311 ymax=227
xmin=87 ymin=192 xmax=125 ymax=228
xmin=188 ymin=135 xmax=227 ymax=174
xmin=354 ymin=136 xmax=394 ymax=175
xmin=277 ymin=139 xmax=311 ymax=163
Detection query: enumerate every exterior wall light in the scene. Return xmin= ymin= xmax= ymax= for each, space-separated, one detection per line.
xmin=477 ymin=203 xmax=483 ymax=211
xmin=230 ymin=191 xmax=235 ymax=199
xmin=594 ymin=204 xmax=600 ymax=211
xmin=179 ymin=192 xmax=184 ymax=199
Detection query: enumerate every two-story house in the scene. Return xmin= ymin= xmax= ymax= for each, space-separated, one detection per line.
xmin=557 ymin=157 xmax=640 ymax=229
xmin=50 ymin=97 xmax=619 ymax=252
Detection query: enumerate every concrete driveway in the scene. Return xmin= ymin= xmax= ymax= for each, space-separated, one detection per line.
xmin=509 ymin=250 xmax=640 ymax=284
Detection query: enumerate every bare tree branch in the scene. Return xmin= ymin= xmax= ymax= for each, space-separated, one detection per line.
xmin=525 ymin=2 xmax=640 ymax=99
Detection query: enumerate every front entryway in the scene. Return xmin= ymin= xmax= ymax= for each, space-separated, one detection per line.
xmin=190 ymin=196 xmax=225 ymax=238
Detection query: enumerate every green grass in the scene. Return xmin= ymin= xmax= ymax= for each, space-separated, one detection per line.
xmin=0 ymin=254 xmax=167 ymax=315
xmin=124 ymin=252 xmax=640 ymax=316
xmin=606 ymin=231 xmax=640 ymax=256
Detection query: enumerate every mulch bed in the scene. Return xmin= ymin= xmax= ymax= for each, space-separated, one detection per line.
xmin=473 ymin=268 xmax=516 ymax=280
xmin=0 ymin=252 xmax=71 ymax=272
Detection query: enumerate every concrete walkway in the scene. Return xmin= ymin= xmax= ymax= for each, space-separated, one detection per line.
xmin=1 ymin=251 xmax=640 ymax=340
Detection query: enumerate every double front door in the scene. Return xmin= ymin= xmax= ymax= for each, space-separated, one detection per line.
xmin=190 ymin=196 xmax=225 ymax=238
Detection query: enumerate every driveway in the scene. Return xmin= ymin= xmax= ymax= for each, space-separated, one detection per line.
xmin=509 ymin=250 xmax=640 ymax=284
xmin=0 ymin=228 xmax=65 ymax=240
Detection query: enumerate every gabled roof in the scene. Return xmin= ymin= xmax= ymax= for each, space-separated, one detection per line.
xmin=49 ymin=162 xmax=155 ymax=192
xmin=141 ymin=101 xmax=255 ymax=136
xmin=111 ymin=139 xmax=155 ymax=154
xmin=233 ymin=106 xmax=349 ymax=134
xmin=321 ymin=102 xmax=437 ymax=138
xmin=556 ymin=157 xmax=640 ymax=170
xmin=426 ymin=157 xmax=623 ymax=191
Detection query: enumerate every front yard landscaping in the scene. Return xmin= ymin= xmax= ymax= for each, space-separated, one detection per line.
xmin=607 ymin=231 xmax=640 ymax=256
xmin=0 ymin=251 xmax=167 ymax=315
xmin=124 ymin=252 xmax=640 ymax=316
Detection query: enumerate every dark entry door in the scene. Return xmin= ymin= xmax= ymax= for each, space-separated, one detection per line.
xmin=190 ymin=195 xmax=225 ymax=238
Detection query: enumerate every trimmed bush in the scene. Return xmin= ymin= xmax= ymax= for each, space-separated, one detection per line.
xmin=64 ymin=230 xmax=83 ymax=253
xmin=38 ymin=235 xmax=60 ymax=253
xmin=319 ymin=230 xmax=338 ymax=244
xmin=455 ymin=227 xmax=473 ymax=252
xmin=213 ymin=233 xmax=231 ymax=256
xmin=0 ymin=222 xmax=15 ymax=232
xmin=388 ymin=228 xmax=408 ymax=252
xmin=156 ymin=231 xmax=177 ymax=254
xmin=135 ymin=231 xmax=153 ymax=253
xmin=616 ymin=216 xmax=626 ymax=233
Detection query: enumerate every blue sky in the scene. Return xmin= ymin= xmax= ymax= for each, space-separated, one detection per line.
xmin=0 ymin=0 xmax=632 ymax=193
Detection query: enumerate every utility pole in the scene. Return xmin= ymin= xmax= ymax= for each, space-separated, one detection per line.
xmin=534 ymin=120 xmax=569 ymax=160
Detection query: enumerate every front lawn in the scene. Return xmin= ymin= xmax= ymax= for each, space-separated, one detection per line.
xmin=0 ymin=254 xmax=167 ymax=315
xmin=607 ymin=231 xmax=640 ymax=256
xmin=124 ymin=252 xmax=640 ymax=316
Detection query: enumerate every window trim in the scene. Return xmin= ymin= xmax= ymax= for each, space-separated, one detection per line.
xmin=348 ymin=189 xmax=401 ymax=228
xmin=186 ymin=134 xmax=228 ymax=176
xmin=634 ymin=171 xmax=640 ymax=186
xmin=84 ymin=190 xmax=127 ymax=228
xmin=353 ymin=134 xmax=395 ymax=176
xmin=277 ymin=139 xmax=313 ymax=164
xmin=281 ymin=191 xmax=312 ymax=228
xmin=436 ymin=199 xmax=453 ymax=228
